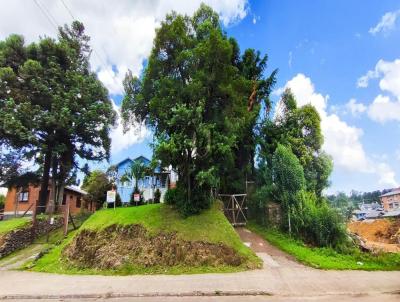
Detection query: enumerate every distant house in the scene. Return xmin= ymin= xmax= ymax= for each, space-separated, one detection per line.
xmin=3 ymin=183 xmax=88 ymax=218
xmin=115 ymin=156 xmax=177 ymax=204
xmin=352 ymin=192 xmax=400 ymax=221
xmin=380 ymin=189 xmax=400 ymax=211
xmin=352 ymin=208 xmax=384 ymax=220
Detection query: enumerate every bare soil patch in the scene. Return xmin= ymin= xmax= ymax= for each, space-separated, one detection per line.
xmin=348 ymin=219 xmax=400 ymax=253
xmin=63 ymin=224 xmax=243 ymax=269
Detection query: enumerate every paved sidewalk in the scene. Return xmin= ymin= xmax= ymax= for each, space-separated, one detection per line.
xmin=0 ymin=228 xmax=399 ymax=300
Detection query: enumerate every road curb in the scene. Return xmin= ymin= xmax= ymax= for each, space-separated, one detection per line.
xmin=0 ymin=290 xmax=274 ymax=300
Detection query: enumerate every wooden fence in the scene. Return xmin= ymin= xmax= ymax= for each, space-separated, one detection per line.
xmin=218 ymin=194 xmax=247 ymax=226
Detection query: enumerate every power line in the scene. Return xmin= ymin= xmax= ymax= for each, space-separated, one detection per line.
xmin=57 ymin=0 xmax=114 ymax=78
xmin=60 ymin=0 xmax=75 ymax=20
xmin=33 ymin=0 xmax=59 ymax=31
xmin=34 ymin=0 xmax=116 ymax=85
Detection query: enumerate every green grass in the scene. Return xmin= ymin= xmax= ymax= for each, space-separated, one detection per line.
xmin=30 ymin=203 xmax=260 ymax=275
xmin=248 ymin=222 xmax=400 ymax=271
xmin=0 ymin=217 xmax=30 ymax=236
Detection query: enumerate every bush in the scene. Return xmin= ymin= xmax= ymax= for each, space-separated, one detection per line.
xmin=290 ymin=191 xmax=348 ymax=248
xmin=0 ymin=194 xmax=5 ymax=209
xmin=164 ymin=185 xmax=210 ymax=217
xmin=164 ymin=187 xmax=180 ymax=205
xmin=154 ymin=188 xmax=161 ymax=203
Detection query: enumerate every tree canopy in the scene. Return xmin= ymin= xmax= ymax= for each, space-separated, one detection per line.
xmin=121 ymin=5 xmax=276 ymax=215
xmin=259 ymin=89 xmax=332 ymax=198
xmin=0 ymin=21 xmax=116 ymax=212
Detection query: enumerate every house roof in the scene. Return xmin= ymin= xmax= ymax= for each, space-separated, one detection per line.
xmin=382 ymin=209 xmax=400 ymax=217
xmin=115 ymin=156 xmax=151 ymax=168
xmin=65 ymin=185 xmax=87 ymax=195
xmin=380 ymin=189 xmax=400 ymax=197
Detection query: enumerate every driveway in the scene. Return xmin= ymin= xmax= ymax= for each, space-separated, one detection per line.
xmin=0 ymin=228 xmax=399 ymax=301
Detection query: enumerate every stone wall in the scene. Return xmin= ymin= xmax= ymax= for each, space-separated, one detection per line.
xmin=0 ymin=218 xmax=63 ymax=258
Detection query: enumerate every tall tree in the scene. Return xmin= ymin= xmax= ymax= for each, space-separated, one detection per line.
xmin=259 ymin=89 xmax=332 ymax=197
xmin=120 ymin=160 xmax=147 ymax=193
xmin=0 ymin=21 xmax=116 ymax=212
xmin=122 ymin=5 xmax=275 ymax=215
xmin=271 ymin=144 xmax=305 ymax=234
xmin=82 ymin=170 xmax=112 ymax=209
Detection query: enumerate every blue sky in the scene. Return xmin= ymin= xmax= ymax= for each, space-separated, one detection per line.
xmin=1 ymin=0 xmax=400 ymax=194
xmin=222 ymin=1 xmax=400 ymax=193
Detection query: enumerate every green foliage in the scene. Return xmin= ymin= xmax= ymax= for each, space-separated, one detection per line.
xmin=120 ymin=160 xmax=147 ymax=192
xmin=0 ymin=21 xmax=116 ymax=210
xmin=259 ymin=89 xmax=332 ymax=198
xmin=327 ymin=192 xmax=355 ymax=220
xmin=272 ymin=144 xmax=305 ymax=207
xmin=0 ymin=194 xmax=5 ymax=209
xmin=248 ymin=222 xmax=400 ymax=271
xmin=164 ymin=186 xmax=185 ymax=207
xmin=290 ymin=191 xmax=348 ymax=248
xmin=154 ymin=188 xmax=161 ymax=203
xmin=254 ymin=91 xmax=343 ymax=248
xmin=121 ymin=5 xmax=276 ymax=215
xmin=82 ymin=170 xmax=112 ymax=208
xmin=0 ymin=217 xmax=30 ymax=235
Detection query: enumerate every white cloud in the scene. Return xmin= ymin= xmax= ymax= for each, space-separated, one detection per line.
xmin=369 ymin=10 xmax=400 ymax=35
xmin=358 ymin=59 xmax=400 ymax=98
xmin=368 ymin=94 xmax=400 ymax=123
xmin=288 ymin=51 xmax=292 ymax=68
xmin=278 ymin=73 xmax=397 ymax=187
xmin=357 ymin=69 xmax=379 ymax=88
xmin=110 ymin=100 xmax=151 ymax=154
xmin=359 ymin=58 xmax=400 ymax=124
xmin=0 ymin=0 xmax=249 ymax=95
xmin=376 ymin=163 xmax=397 ymax=187
xmin=345 ymin=98 xmax=367 ymax=117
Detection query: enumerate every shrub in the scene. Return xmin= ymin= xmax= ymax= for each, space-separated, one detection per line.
xmin=164 ymin=185 xmax=209 ymax=217
xmin=290 ymin=191 xmax=348 ymax=248
xmin=154 ymin=188 xmax=161 ymax=203
xmin=0 ymin=194 xmax=5 ymax=209
xmin=164 ymin=187 xmax=179 ymax=205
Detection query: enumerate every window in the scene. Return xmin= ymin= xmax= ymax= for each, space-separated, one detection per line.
xmin=76 ymin=196 xmax=81 ymax=208
xmin=18 ymin=190 xmax=29 ymax=202
xmin=389 ymin=203 xmax=394 ymax=209
xmin=394 ymin=202 xmax=399 ymax=209
xmin=62 ymin=194 xmax=66 ymax=205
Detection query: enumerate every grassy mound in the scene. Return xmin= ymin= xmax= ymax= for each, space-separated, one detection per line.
xmin=0 ymin=217 xmax=30 ymax=236
xmin=30 ymin=203 xmax=260 ymax=275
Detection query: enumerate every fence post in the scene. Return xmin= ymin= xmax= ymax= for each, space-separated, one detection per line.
xmin=63 ymin=199 xmax=70 ymax=237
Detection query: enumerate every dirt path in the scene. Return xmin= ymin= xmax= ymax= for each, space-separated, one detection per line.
xmin=236 ymin=227 xmax=304 ymax=269
xmin=0 ymin=243 xmax=44 ymax=271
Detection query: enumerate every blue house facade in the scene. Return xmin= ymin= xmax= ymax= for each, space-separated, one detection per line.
xmin=115 ymin=156 xmax=176 ymax=203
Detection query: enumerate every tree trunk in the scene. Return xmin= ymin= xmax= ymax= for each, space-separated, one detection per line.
xmin=46 ymin=156 xmax=58 ymax=214
xmin=38 ymin=149 xmax=52 ymax=214
xmin=288 ymin=205 xmax=291 ymax=236
xmin=187 ymin=150 xmax=191 ymax=205
xmin=56 ymin=151 xmax=72 ymax=212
